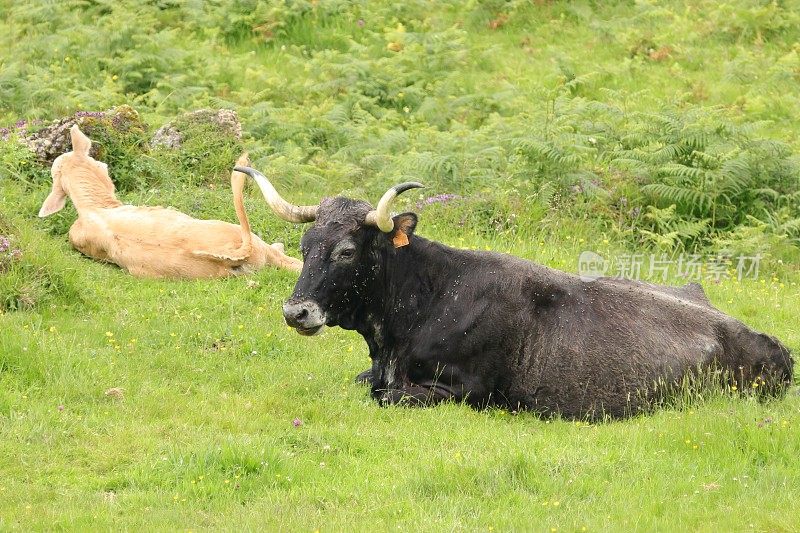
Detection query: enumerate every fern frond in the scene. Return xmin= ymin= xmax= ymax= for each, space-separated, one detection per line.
xmin=642 ymin=183 xmax=712 ymax=212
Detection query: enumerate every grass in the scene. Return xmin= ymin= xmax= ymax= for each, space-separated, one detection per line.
xmin=1 ymin=213 xmax=798 ymax=531
xmin=2 ymin=0 xmax=800 ymax=530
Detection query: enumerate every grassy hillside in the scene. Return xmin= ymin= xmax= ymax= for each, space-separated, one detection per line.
xmin=1 ymin=1 xmax=799 ymax=530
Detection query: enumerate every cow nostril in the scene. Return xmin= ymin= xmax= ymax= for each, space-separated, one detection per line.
xmin=283 ymin=301 xmax=320 ymax=329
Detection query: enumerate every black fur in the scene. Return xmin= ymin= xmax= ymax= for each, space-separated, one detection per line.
xmin=285 ymin=197 xmax=794 ymax=419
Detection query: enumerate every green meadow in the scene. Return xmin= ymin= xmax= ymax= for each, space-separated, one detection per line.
xmin=1 ymin=1 xmax=799 ymax=530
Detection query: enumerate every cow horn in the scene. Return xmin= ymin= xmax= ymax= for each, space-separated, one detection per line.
xmin=365 ymin=182 xmax=425 ymax=232
xmin=234 ymin=166 xmax=318 ymax=223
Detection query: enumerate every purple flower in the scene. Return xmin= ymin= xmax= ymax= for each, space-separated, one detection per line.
xmin=416 ymin=194 xmax=461 ymax=209
xmin=292 ymin=418 xmax=303 ymax=427
xmin=357 ymin=19 xmax=365 ymax=27
xmin=0 ymin=236 xmax=9 ymax=253
xmin=629 ymin=206 xmax=641 ymax=218
xmin=10 ymin=249 xmax=22 ymax=260
xmin=75 ymin=111 xmax=105 ymax=118
xmin=57 ymin=405 xmax=65 ymax=411
xmin=15 ymin=119 xmax=27 ymax=128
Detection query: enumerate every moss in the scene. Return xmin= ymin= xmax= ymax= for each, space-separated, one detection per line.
xmin=3 ymin=106 xmax=244 ymax=195
xmin=149 ymin=110 xmax=244 ymax=187
xmin=75 ymin=106 xmax=152 ymax=191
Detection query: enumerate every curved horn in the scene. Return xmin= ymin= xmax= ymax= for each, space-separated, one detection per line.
xmin=234 ymin=166 xmax=318 ymax=223
xmin=365 ymin=182 xmax=424 ymax=232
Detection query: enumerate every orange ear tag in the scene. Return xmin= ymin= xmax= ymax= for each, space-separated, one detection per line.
xmin=393 ymin=230 xmax=410 ymax=248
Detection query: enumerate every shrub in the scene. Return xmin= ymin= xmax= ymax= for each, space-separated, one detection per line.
xmin=149 ymin=111 xmax=244 ymax=187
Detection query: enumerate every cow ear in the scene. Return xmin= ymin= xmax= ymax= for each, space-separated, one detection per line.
xmin=392 ymin=212 xmax=417 ymax=236
xmin=70 ymin=125 xmax=91 ymax=155
xmin=389 ymin=212 xmax=417 ymax=248
xmin=38 ymin=187 xmax=67 ymax=217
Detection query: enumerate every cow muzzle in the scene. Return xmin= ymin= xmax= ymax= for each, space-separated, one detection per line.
xmin=282 ymin=300 xmax=327 ymax=336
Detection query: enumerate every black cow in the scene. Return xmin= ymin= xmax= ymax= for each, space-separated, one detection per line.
xmin=236 ymin=166 xmax=794 ymax=419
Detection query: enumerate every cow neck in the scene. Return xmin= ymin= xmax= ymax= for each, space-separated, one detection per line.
xmin=355 ymin=234 xmax=455 ymax=361
xmin=67 ymin=168 xmax=123 ymax=211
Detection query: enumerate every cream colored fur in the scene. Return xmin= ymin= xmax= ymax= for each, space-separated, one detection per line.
xmin=38 ymin=125 xmax=302 ymax=278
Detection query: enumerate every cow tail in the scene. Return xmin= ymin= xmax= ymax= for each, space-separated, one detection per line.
xmin=229 ymin=152 xmax=255 ymax=259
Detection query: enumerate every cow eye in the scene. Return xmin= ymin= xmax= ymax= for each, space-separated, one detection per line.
xmin=337 ymin=248 xmax=355 ymax=260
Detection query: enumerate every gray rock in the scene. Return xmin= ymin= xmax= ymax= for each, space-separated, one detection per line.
xmin=150 ymin=108 xmax=241 ymax=149
xmin=14 ymin=105 xmax=144 ymax=164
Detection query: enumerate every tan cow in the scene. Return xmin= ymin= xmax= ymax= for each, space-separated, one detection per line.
xmin=38 ymin=125 xmax=302 ymax=278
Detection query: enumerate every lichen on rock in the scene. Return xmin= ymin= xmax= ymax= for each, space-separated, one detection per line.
xmin=150 ymin=108 xmax=241 ymax=149
xmin=3 ymin=106 xmax=243 ymax=190
xmin=17 ymin=105 xmax=146 ymax=164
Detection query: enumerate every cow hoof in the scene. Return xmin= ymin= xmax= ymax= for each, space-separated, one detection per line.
xmin=378 ymin=391 xmax=396 ymax=406
xmin=378 ymin=389 xmax=411 ymax=406
xmin=355 ymin=369 xmax=373 ymax=385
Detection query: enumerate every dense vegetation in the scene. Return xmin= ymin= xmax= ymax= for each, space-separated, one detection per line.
xmin=1 ymin=1 xmax=799 ymax=530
